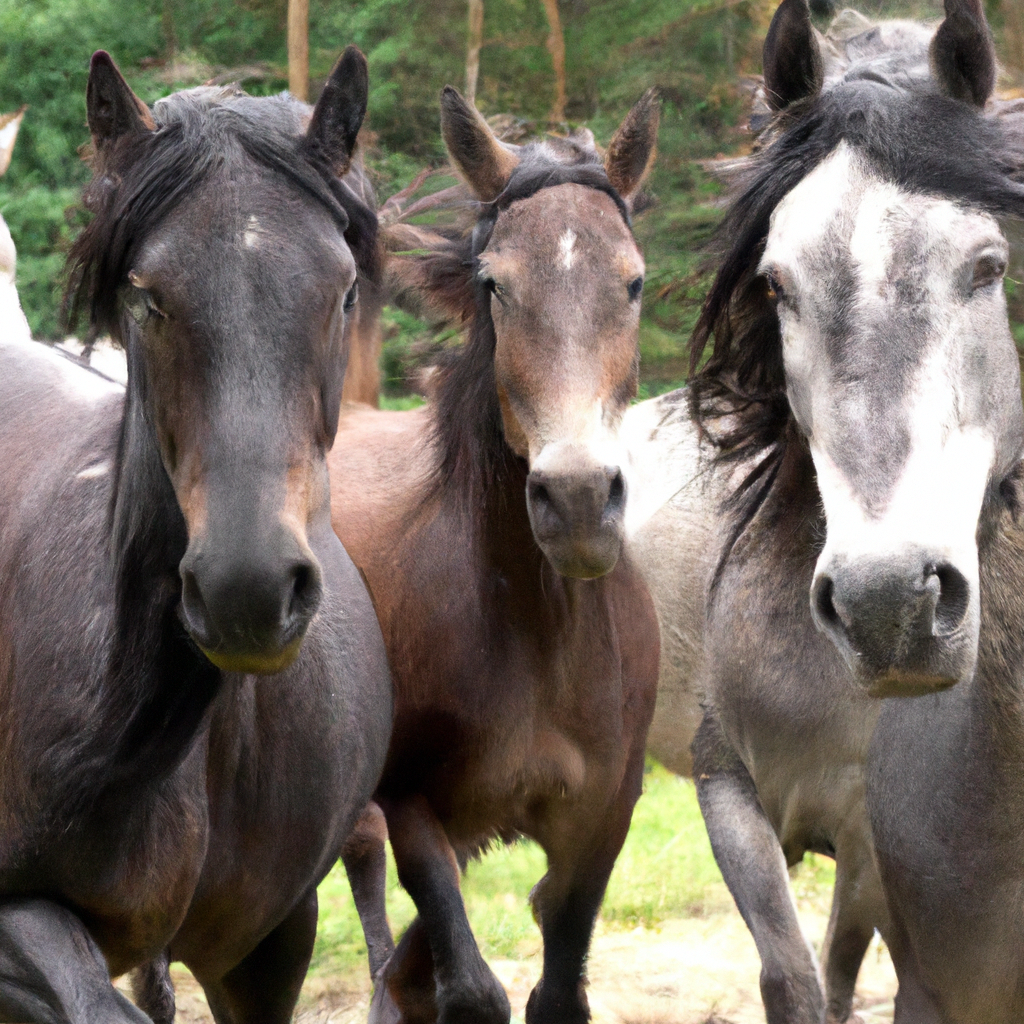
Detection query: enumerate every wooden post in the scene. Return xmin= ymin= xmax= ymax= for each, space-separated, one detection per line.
xmin=540 ymin=0 xmax=566 ymax=123
xmin=466 ymin=0 xmax=485 ymax=105
xmin=288 ymin=0 xmax=310 ymax=102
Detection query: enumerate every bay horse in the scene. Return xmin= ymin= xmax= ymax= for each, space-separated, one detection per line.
xmin=328 ymin=87 xmax=661 ymax=1023
xmin=0 ymin=49 xmax=391 ymax=1023
xmin=619 ymin=1 xmax=1024 ymax=1021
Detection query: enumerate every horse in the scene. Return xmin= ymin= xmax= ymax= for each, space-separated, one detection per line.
xmin=327 ymin=87 xmax=661 ymax=1023
xmin=0 ymin=49 xmax=392 ymax=1024
xmin=0 ymin=106 xmax=30 ymax=342
xmin=618 ymin=1 xmax=1024 ymax=1022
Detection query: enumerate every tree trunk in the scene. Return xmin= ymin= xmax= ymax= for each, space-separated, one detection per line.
xmin=288 ymin=0 xmax=310 ymax=102
xmin=466 ymin=0 xmax=484 ymax=104
xmin=540 ymin=0 xmax=566 ymax=123
xmin=1004 ymin=0 xmax=1024 ymax=76
xmin=162 ymin=0 xmax=177 ymax=65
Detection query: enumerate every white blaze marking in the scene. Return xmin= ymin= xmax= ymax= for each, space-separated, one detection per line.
xmin=243 ymin=214 xmax=261 ymax=249
xmin=559 ymin=230 xmax=576 ymax=270
xmin=76 ymin=461 xmax=110 ymax=480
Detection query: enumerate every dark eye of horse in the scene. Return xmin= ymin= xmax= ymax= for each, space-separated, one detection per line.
xmin=627 ymin=277 xmax=644 ymax=302
xmin=343 ymin=282 xmax=359 ymax=313
xmin=972 ymin=254 xmax=1007 ymax=291
xmin=765 ymin=271 xmax=785 ymax=302
xmin=126 ymin=286 xmax=167 ymax=325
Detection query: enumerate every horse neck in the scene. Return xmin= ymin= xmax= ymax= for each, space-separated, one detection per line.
xmin=974 ymin=517 xmax=1024 ymax=756
xmin=91 ymin=357 xmax=220 ymax=798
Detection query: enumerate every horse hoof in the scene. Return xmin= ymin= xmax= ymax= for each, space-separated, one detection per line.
xmin=437 ymin=981 xmax=510 ymax=1024
xmin=524 ymin=981 xmax=590 ymax=1024
xmin=367 ymin=977 xmax=403 ymax=1024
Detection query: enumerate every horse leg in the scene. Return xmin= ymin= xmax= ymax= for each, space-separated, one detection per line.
xmin=200 ymin=887 xmax=318 ymax=1024
xmin=0 ymin=898 xmax=151 ymax=1024
xmin=380 ymin=793 xmax=510 ymax=1024
xmin=341 ymin=801 xmax=396 ymax=982
xmin=525 ymin=748 xmax=646 ymax=1024
xmin=129 ymin=950 xmax=175 ymax=1024
xmin=693 ymin=711 xmax=826 ymax=1024
xmin=821 ymin=823 xmax=886 ymax=1024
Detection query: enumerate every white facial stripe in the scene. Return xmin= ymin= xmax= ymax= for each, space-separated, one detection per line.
xmin=559 ymin=229 xmax=576 ymax=270
xmin=530 ymin=400 xmax=627 ymax=478
xmin=243 ymin=214 xmax=261 ymax=249
xmin=848 ymin=181 xmax=901 ymax=296
xmin=76 ymin=461 xmax=110 ymax=480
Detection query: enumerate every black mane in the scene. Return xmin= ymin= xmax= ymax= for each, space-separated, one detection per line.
xmin=66 ymin=85 xmax=380 ymax=337
xmin=689 ymin=73 xmax=1024 ymax=530
xmin=407 ymin=137 xmax=630 ymax=507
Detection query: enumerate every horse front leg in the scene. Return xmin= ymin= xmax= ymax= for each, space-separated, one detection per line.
xmin=379 ymin=794 xmax=509 ymax=1024
xmin=693 ymin=711 xmax=826 ymax=1024
xmin=821 ymin=817 xmax=887 ymax=1024
xmin=341 ymin=801 xmax=396 ymax=983
xmin=526 ymin=747 xmax=646 ymax=1024
xmin=0 ymin=898 xmax=151 ymax=1024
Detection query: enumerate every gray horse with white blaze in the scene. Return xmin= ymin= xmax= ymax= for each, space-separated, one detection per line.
xmin=623 ymin=1 xmax=1024 ymax=1021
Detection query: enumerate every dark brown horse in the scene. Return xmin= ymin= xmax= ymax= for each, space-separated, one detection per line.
xmin=0 ymin=50 xmax=391 ymax=1023
xmin=328 ymin=88 xmax=661 ymax=1023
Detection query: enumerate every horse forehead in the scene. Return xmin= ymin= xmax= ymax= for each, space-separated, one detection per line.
xmin=767 ymin=143 xmax=1000 ymax=290
xmin=490 ymin=184 xmax=638 ymax=268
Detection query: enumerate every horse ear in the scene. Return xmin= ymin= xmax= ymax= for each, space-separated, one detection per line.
xmin=0 ymin=107 xmax=26 ymax=178
xmin=440 ymin=86 xmax=519 ymax=202
xmin=605 ymin=88 xmax=659 ymax=206
xmin=930 ymin=0 xmax=996 ymax=108
xmin=763 ymin=0 xmax=824 ymax=111
xmin=302 ymin=46 xmax=368 ymax=176
xmin=86 ymin=51 xmax=155 ymax=164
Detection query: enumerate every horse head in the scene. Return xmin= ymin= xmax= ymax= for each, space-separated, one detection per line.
xmin=694 ymin=0 xmax=1024 ymax=696
xmin=70 ymin=49 xmax=376 ymax=674
xmin=438 ymin=88 xmax=658 ymax=578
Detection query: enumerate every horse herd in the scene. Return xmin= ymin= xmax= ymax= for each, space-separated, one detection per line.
xmin=1 ymin=0 xmax=1024 ymax=1021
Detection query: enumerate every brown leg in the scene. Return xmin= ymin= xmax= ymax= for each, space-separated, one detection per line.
xmin=526 ymin=750 xmax=646 ymax=1024
xmin=129 ymin=950 xmax=175 ymax=1024
xmin=342 ymin=801 xmax=396 ymax=982
xmin=380 ymin=794 xmax=509 ymax=1024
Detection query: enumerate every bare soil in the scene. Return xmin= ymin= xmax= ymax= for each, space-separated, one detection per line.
xmin=135 ymin=882 xmax=896 ymax=1024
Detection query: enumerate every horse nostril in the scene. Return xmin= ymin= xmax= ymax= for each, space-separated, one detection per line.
xmin=607 ymin=469 xmax=625 ymax=510
xmin=931 ymin=562 xmax=970 ymax=637
xmin=528 ymin=478 xmax=554 ymax=512
xmin=180 ymin=569 xmax=214 ymax=647
xmin=287 ymin=561 xmax=323 ymax=625
xmin=812 ymin=574 xmax=840 ymax=629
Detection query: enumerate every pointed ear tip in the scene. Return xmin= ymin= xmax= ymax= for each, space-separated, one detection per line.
xmin=90 ymin=50 xmax=114 ymax=70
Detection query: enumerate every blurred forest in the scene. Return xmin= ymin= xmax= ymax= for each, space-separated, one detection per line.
xmin=1 ymin=0 xmax=1022 ymax=392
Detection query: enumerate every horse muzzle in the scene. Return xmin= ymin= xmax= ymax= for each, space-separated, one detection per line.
xmin=526 ymin=458 xmax=626 ymax=579
xmin=179 ymin=533 xmax=323 ymax=675
xmin=810 ymin=547 xmax=978 ymax=696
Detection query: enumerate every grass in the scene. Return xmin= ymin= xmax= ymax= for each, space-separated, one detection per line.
xmin=308 ymin=762 xmax=837 ymax=982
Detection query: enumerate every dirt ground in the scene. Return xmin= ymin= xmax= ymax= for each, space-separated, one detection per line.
xmin=142 ymin=883 xmax=896 ymax=1024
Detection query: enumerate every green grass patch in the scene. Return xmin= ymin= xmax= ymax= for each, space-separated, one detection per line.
xmin=309 ymin=763 xmax=759 ymax=979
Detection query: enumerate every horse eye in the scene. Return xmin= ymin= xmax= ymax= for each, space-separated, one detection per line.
xmin=627 ymin=276 xmax=644 ymax=302
xmin=343 ymin=282 xmax=359 ymax=313
xmin=972 ymin=254 xmax=1006 ymax=291
xmin=765 ymin=271 xmax=785 ymax=302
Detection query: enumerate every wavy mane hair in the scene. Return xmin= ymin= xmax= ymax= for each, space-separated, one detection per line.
xmin=396 ymin=137 xmax=630 ymax=507
xmin=689 ymin=77 xmax=1024 ymax=545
